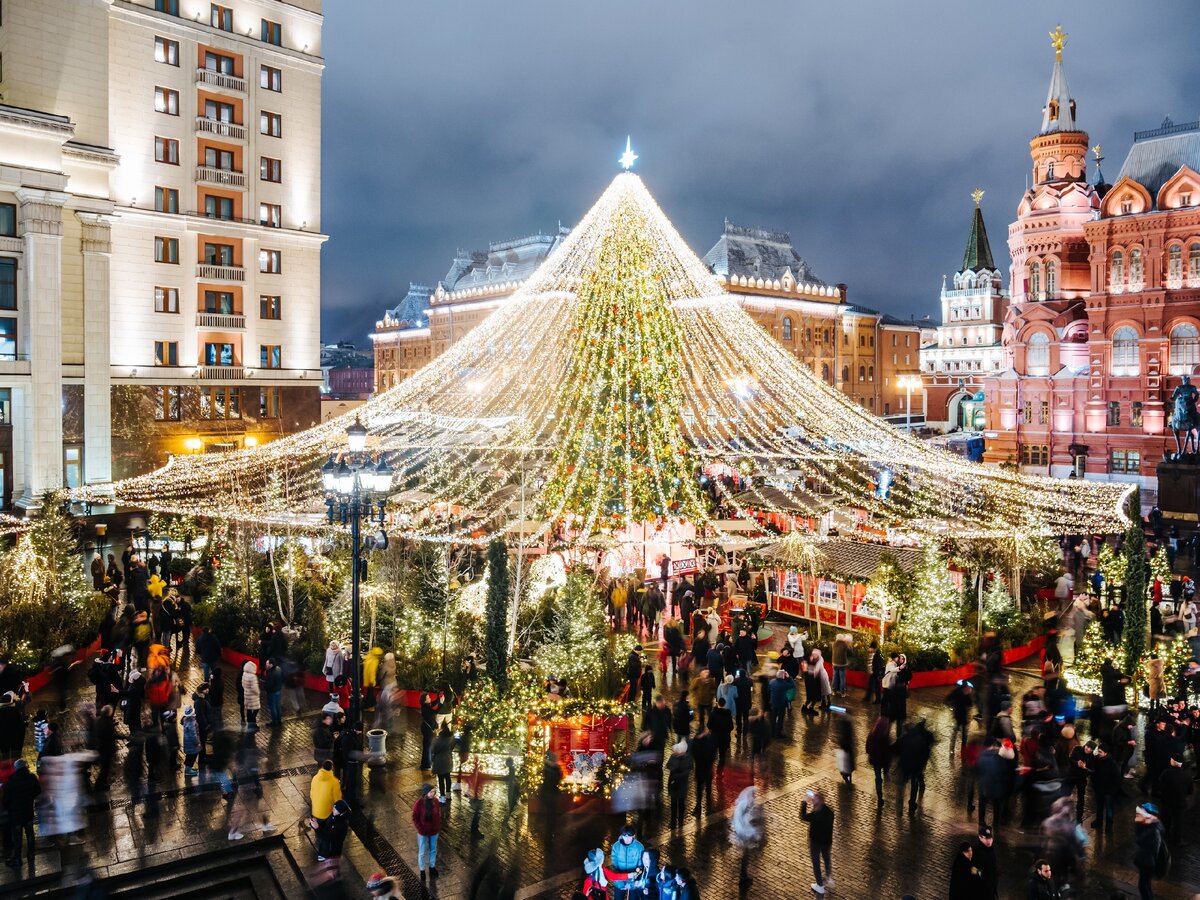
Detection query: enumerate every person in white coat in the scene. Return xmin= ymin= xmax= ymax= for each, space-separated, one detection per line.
xmin=323 ymin=641 xmax=343 ymax=695
xmin=241 ymin=660 xmax=261 ymax=729
xmin=788 ymin=625 xmax=808 ymax=659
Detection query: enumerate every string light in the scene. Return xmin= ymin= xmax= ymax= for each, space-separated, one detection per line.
xmin=78 ymin=173 xmax=1131 ymax=544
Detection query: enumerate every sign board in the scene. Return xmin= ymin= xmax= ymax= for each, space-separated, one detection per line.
xmin=670 ymin=557 xmax=697 ymax=576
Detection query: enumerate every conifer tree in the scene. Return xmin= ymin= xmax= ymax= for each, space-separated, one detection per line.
xmin=896 ymin=546 xmax=967 ymax=653
xmin=533 ymin=568 xmax=608 ymax=695
xmin=484 ymin=538 xmax=510 ymax=688
xmin=1122 ymin=521 xmax=1148 ymax=675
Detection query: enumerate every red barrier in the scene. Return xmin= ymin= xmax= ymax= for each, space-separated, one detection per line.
xmin=216 ymin=647 xmax=424 ymax=708
xmin=822 ymin=634 xmax=1047 ymax=691
xmin=25 ymin=639 xmax=102 ymax=695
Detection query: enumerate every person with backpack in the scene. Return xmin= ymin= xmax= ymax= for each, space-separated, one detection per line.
xmin=1133 ymin=803 xmax=1166 ymax=900
xmin=146 ymin=658 xmax=176 ymax=727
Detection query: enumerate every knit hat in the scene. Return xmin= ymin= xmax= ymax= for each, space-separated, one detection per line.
xmin=1136 ymin=803 xmax=1159 ymax=818
xmin=420 ymin=783 xmax=435 ymax=795
xmin=583 ymin=848 xmax=605 ymax=875
xmin=333 ymin=799 xmax=350 ymax=815
xmin=321 ymin=700 xmax=341 ymax=715
xmin=182 ymin=706 xmax=195 ymax=718
xmin=365 ymin=873 xmax=392 ymax=892
xmin=789 ymin=625 xmax=798 ymax=634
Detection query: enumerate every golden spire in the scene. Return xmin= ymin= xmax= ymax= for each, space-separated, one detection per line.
xmin=1049 ymin=24 xmax=1067 ymax=61
xmin=1092 ymin=144 xmax=1103 ymax=162
xmin=971 ymin=188 xmax=985 ymax=207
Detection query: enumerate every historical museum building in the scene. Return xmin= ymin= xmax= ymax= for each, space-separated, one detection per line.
xmin=0 ymin=0 xmax=325 ymax=499
xmin=374 ymin=221 xmax=924 ymax=417
xmin=920 ymin=195 xmax=1010 ymax=431
xmin=983 ymin=30 xmax=1200 ymax=497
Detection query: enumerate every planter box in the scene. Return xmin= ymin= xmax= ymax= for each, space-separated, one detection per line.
xmin=828 ymin=634 xmax=1046 ymax=690
xmin=215 ymin=646 xmax=425 ymax=708
xmin=25 ymin=638 xmax=102 ymax=695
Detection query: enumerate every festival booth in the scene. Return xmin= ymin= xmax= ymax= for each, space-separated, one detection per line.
xmin=760 ymin=537 xmax=923 ymax=635
xmin=729 ymin=483 xmax=829 ymax=534
xmin=529 ymin=709 xmax=631 ymax=795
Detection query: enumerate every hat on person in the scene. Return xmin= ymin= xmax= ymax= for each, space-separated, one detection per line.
xmin=365 ymin=873 xmax=393 ymax=892
xmin=789 ymin=625 xmax=798 ymax=634
xmin=420 ymin=783 xmax=435 ymax=795
xmin=333 ymin=800 xmax=350 ymax=815
xmin=12 ymin=759 xmax=26 ymax=770
xmin=978 ymin=825 xmax=993 ymax=838
xmin=1136 ymin=803 xmax=1159 ymax=817
xmin=182 ymin=706 xmax=195 ymax=718
xmin=672 ymin=739 xmax=688 ymax=754
xmin=321 ymin=700 xmax=341 ymax=715
xmin=583 ymin=848 xmax=605 ymax=875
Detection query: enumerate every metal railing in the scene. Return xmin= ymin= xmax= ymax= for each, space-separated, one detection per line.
xmin=195 ymin=166 xmax=246 ymax=188
xmin=196 ymin=263 xmax=244 ymax=281
xmin=199 ymin=365 xmax=245 ymax=380
xmin=195 ymin=68 xmax=246 ymax=93
xmin=196 ymin=312 xmax=245 ymax=329
xmin=194 ymin=116 xmax=245 ymax=140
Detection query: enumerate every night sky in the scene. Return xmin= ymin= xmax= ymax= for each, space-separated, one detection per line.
xmin=319 ymin=1 xmax=1200 ymax=345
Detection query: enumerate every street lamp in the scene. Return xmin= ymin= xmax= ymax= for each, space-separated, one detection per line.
xmin=896 ymin=374 xmax=923 ymax=434
xmin=322 ymin=416 xmax=393 ymax=801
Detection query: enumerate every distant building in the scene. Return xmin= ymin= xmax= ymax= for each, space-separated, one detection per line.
xmin=983 ymin=32 xmax=1200 ymax=494
xmin=921 ymin=196 xmax=1010 ymax=430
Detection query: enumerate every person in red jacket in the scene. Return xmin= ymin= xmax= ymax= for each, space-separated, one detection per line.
xmin=412 ymin=783 xmax=442 ymax=884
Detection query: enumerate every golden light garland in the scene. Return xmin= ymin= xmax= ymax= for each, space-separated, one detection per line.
xmin=76 ymin=173 xmax=1132 ymax=543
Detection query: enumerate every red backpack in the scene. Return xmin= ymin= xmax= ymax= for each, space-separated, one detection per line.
xmin=147 ymin=667 xmax=172 ymax=707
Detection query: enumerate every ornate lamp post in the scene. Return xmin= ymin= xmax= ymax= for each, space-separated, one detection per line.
xmin=897 ymin=374 xmax=923 ymax=433
xmin=321 ymin=417 xmax=392 ymax=800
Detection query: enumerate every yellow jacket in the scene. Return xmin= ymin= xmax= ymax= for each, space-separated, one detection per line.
xmin=363 ymin=647 xmax=383 ymax=688
xmin=147 ymin=575 xmax=166 ymax=599
xmin=310 ymin=767 xmax=342 ymax=819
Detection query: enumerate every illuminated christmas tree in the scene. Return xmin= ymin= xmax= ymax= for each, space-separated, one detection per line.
xmin=896 ymin=546 xmax=967 ymax=653
xmin=981 ymin=573 xmax=1021 ymax=634
xmin=1123 ymin=521 xmax=1148 ymax=674
xmin=532 ymin=568 xmax=610 ymax=696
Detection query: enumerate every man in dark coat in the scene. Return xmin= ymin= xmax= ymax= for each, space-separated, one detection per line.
xmin=0 ymin=693 xmax=26 ymax=759
xmin=196 ymin=628 xmax=221 ymax=681
xmin=2 ymin=759 xmax=41 ymax=866
xmin=708 ymin=697 xmax=734 ymax=770
xmin=733 ymin=670 xmax=752 ymax=736
xmin=672 ymin=690 xmax=692 ymax=739
xmin=1089 ymin=743 xmax=1121 ymax=833
xmin=734 ymin=628 xmax=758 ymax=674
xmin=972 ymin=826 xmax=998 ymax=899
xmin=947 ymin=841 xmax=982 ymax=900
xmin=625 ymin=646 xmax=643 ymax=703
xmin=896 ymin=720 xmax=936 ymax=813
xmin=1155 ymin=753 xmax=1193 ymax=845
xmin=690 ymin=726 xmax=715 ymax=816
xmin=641 ymin=695 xmax=672 ymax=752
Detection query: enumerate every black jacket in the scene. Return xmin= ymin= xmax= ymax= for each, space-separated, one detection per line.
xmin=1027 ymin=873 xmax=1063 ymax=900
xmin=972 ymin=840 xmax=998 ymax=898
xmin=948 ymin=852 xmax=982 ymax=900
xmin=1 ymin=767 xmax=41 ymax=822
xmin=642 ymin=704 xmax=672 ymax=749
xmin=800 ymin=801 xmax=834 ymax=844
xmin=707 ymin=707 xmax=734 ymax=742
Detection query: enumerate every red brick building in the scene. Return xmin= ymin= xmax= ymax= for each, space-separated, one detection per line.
xmin=983 ymin=34 xmax=1200 ymax=499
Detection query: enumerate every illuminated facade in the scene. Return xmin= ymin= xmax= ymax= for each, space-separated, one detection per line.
xmin=0 ymin=0 xmax=324 ymax=480
xmin=921 ymin=196 xmax=1010 ymax=430
xmin=983 ymin=32 xmax=1200 ymax=494
xmin=373 ymin=221 xmax=923 ymax=416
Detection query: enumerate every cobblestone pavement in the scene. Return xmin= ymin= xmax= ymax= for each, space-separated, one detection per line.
xmin=4 ymin=637 xmax=1199 ymax=899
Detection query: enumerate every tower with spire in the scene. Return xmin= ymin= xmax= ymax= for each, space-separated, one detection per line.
xmin=920 ymin=191 xmax=1010 ymax=430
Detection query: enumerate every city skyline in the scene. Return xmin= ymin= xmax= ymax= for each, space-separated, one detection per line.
xmin=319 ymin=0 xmax=1200 ymax=344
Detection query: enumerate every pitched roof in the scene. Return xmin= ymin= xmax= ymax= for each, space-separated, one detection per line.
xmin=441 ymin=229 xmax=568 ymax=293
xmin=1117 ymin=119 xmax=1200 ymax=205
xmin=1040 ymin=55 xmax=1077 ymax=135
xmin=702 ymin=220 xmax=824 ymax=285
xmin=961 ymin=205 xmax=996 ymax=273
xmin=385 ymin=283 xmax=431 ymax=329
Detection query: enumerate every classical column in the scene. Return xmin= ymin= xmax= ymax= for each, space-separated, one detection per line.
xmin=78 ymin=212 xmax=113 ymax=487
xmin=15 ymin=188 xmax=68 ymax=509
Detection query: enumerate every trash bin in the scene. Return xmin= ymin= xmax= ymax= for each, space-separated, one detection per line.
xmin=367 ymin=728 xmax=387 ymax=765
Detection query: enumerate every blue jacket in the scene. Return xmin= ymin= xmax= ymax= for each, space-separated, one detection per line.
xmin=768 ymin=676 xmax=792 ymax=711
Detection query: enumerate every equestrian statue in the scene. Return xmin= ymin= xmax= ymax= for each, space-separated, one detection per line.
xmin=1169 ymin=374 xmax=1200 ymax=459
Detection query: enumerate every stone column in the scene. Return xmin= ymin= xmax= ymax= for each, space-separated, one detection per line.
xmin=15 ymin=188 xmax=68 ymax=509
xmin=78 ymin=212 xmax=113 ymax=487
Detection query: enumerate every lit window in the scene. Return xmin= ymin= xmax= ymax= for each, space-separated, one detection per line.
xmin=154 ymin=136 xmax=179 ymax=165
xmin=1027 ymin=332 xmax=1050 ymax=375
xmin=260 ymin=387 xmax=281 ymax=418
xmin=203 ymin=51 xmax=236 ymax=74
xmin=1190 ymin=244 xmax=1200 ymax=285
xmin=1020 ymin=444 xmax=1049 ymax=466
xmin=260 ymin=345 xmax=281 ymax=369
xmin=1131 ymin=402 xmax=1143 ymax=428
xmin=1110 ymin=250 xmax=1124 ymax=289
xmin=204 ymin=195 xmax=234 ymax=220
xmin=204 ymin=99 xmax=236 ymax=123
xmin=210 ymin=4 xmax=232 ymax=31
xmin=858 ymin=365 xmax=865 ymax=382
xmin=259 ymin=249 xmax=282 ymax=274
xmin=1022 ymin=401 xmax=1032 ymax=424
xmin=1169 ymin=322 xmax=1200 ymax=373
xmin=259 ymin=203 xmax=281 ymax=228
xmin=1111 ymin=449 xmax=1140 ymax=474
xmin=1169 ymin=244 xmax=1183 ymax=285
xmin=203 ymin=291 xmax=234 ymax=314
xmin=1107 ymin=400 xmax=1121 ymax=427
xmin=260 ymin=157 xmax=282 ymax=182
xmin=1039 ymin=401 xmax=1049 ymax=425
xmin=154 ymin=86 xmax=179 ymax=115
xmin=203 ymin=147 xmax=235 ymax=170
xmin=154 ymin=386 xmax=181 ymax=421
xmin=154 ymin=340 xmax=178 ymax=366
xmin=154 ymin=236 xmax=178 ymax=264
xmin=1129 ymin=248 xmax=1143 ymax=288
xmin=260 ymin=66 xmax=282 ymax=92
xmin=154 ymin=286 xmax=178 ymax=313
xmin=154 ymin=37 xmax=179 ymax=66
xmin=154 ymin=186 xmax=178 ymax=214
xmin=260 ymin=111 xmax=281 ymax=138
xmin=203 ymin=242 xmax=234 ymax=266
xmin=1029 ymin=260 xmax=1040 ymax=298
xmin=203 ymin=342 xmax=235 ymax=366
xmin=1111 ymin=326 xmax=1139 ymax=375
xmin=781 ymin=316 xmax=792 ymax=341
xmin=1044 ymin=259 xmax=1056 ymax=297
xmin=259 ymin=295 xmax=281 ymax=319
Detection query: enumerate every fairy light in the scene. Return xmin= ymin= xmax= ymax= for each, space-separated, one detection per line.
xmin=78 ymin=172 xmax=1131 ymax=544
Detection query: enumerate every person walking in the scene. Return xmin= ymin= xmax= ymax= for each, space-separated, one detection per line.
xmin=240 ymin=660 xmax=260 ymax=730
xmin=1133 ymin=803 xmax=1165 ymax=900
xmin=309 ymin=759 xmax=342 ymax=820
xmin=768 ymin=670 xmax=791 ymax=737
xmin=896 ymin=719 xmax=935 ymax=813
xmin=833 ymin=712 xmax=856 ymax=784
xmin=264 ymin=658 xmax=284 ymax=727
xmin=1089 ymin=743 xmax=1120 ymax=834
xmin=830 ymin=633 xmax=850 ymax=696
xmin=864 ymin=640 xmax=884 ymax=703
xmin=973 ymin=825 xmax=998 ymax=899
xmin=666 ymin=739 xmax=693 ymax=828
xmin=1027 ymin=859 xmax=1065 ymax=900
xmin=419 ymin=691 xmax=439 ymax=771
xmin=311 ymin=799 xmax=350 ymax=863
xmin=733 ymin=669 xmax=752 ymax=737
xmin=1154 ymin=753 xmax=1192 ymax=845
xmin=432 ymin=723 xmax=454 ymax=802
xmin=708 ymin=697 xmax=733 ymax=771
xmin=672 ymin=689 xmax=692 ymax=740
xmin=412 ymin=783 xmax=442 ymax=884
xmin=866 ymin=715 xmax=892 ymax=803
xmin=2 ymin=759 xmax=40 ymax=868
xmin=945 ymin=680 xmax=973 ymax=759
xmin=948 ymin=841 xmax=982 ymax=900
xmin=800 ymin=789 xmax=834 ymax=894
xmin=181 ymin=706 xmax=202 ymax=777
xmin=729 ymin=785 xmax=764 ymax=890
xmin=691 ymin=726 xmax=714 ymax=816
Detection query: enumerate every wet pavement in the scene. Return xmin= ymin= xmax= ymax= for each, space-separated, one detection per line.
xmin=5 ymin=636 xmax=1199 ymax=899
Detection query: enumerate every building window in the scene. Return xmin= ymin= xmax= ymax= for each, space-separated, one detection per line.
xmin=1110 ymin=250 xmax=1124 ymax=289
xmin=1168 ymin=244 xmax=1183 ymax=286
xmin=203 ymin=242 xmax=234 ymax=266
xmin=1129 ymin=248 xmax=1143 ymax=289
xmin=154 ymin=340 xmax=178 ymax=366
xmin=1121 ymin=200 xmax=1133 ymax=215
xmin=260 ymin=387 xmax=281 ymax=418
xmin=260 ymin=111 xmax=281 ymax=138
xmin=154 ymin=0 xmax=179 ymax=14
xmin=210 ymin=3 xmax=232 ymax=31
xmin=154 ymin=36 xmax=179 ymax=66
xmin=1027 ymin=332 xmax=1050 ymax=375
xmin=1131 ymin=401 xmax=1143 ymax=428
xmin=0 ymin=317 xmax=15 ymax=360
xmin=203 ymin=147 xmax=235 ymax=170
xmin=0 ymin=204 xmax=13 ymax=237
xmin=867 ymin=365 xmax=874 ymax=382
xmin=859 ymin=335 xmax=865 ymax=347
xmin=1190 ymin=244 xmax=1200 ymax=286
xmin=63 ymin=445 xmax=82 ymax=490
xmin=1029 ymin=259 xmax=1040 ymax=298
xmin=1169 ymin=322 xmax=1200 ymax=373
xmin=154 ymin=286 xmax=178 ymax=313
xmin=203 ymin=99 xmax=236 ymax=123
xmin=260 ymin=345 xmax=281 ymax=369
xmin=1111 ymin=449 xmax=1140 ymax=474
xmin=0 ymin=259 xmax=15 ymax=311
xmin=203 ymin=342 xmax=235 ymax=366
xmin=260 ymin=65 xmax=281 ymax=92
xmin=259 ymin=295 xmax=281 ymax=319
xmin=260 ymin=157 xmax=281 ymax=182
xmin=779 ymin=316 xmax=792 ymax=341
xmin=154 ymin=386 xmax=181 ymax=421
xmin=154 ymin=236 xmax=178 ymax=264
xmin=1020 ymin=444 xmax=1049 ymax=466
xmin=259 ymin=249 xmax=281 ymax=273
xmin=1044 ymin=259 xmax=1056 ymax=298
xmin=805 ymin=327 xmax=812 ymax=343
xmin=200 ymin=387 xmax=241 ymax=419
xmin=1022 ymin=401 xmax=1032 ymax=424
xmin=203 ymin=51 xmax=235 ymax=74
xmin=841 ymin=365 xmax=849 ymax=383
xmin=821 ymin=363 xmax=830 ymax=382
xmin=858 ymin=365 xmax=865 ymax=382
xmin=259 ymin=203 xmax=281 ymax=228
xmin=1039 ymin=401 xmax=1049 ymax=425
xmin=1107 ymin=400 xmax=1121 ymax=427
xmin=154 ymin=136 xmax=179 ymax=165
xmin=261 ymin=18 xmax=281 ymax=45
xmin=905 ymin=334 xmax=911 ymax=347
xmin=204 ymin=195 xmax=234 ymax=220
xmin=203 ymin=290 xmax=234 ymax=314
xmin=154 ymin=186 xmax=178 ymax=214
xmin=154 ymin=86 xmax=179 ymax=116
xmin=1110 ymin=325 xmax=1139 ymax=375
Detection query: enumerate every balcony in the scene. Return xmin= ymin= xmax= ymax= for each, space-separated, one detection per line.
xmin=195 ymin=67 xmax=245 ymax=93
xmin=196 ymin=263 xmax=244 ymax=281
xmin=199 ymin=365 xmax=245 ymax=380
xmin=194 ymin=116 xmax=245 ymax=140
xmin=197 ymin=312 xmax=246 ymax=330
xmin=195 ymin=166 xmax=246 ymax=189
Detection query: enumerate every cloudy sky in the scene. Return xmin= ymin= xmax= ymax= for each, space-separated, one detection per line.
xmin=319 ymin=1 xmax=1200 ymax=344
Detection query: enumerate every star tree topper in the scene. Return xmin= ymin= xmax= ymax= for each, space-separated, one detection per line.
xmin=619 ymin=136 xmax=638 ymax=170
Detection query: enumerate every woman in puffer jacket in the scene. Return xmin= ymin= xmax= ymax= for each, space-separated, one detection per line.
xmin=241 ymin=660 xmax=261 ymax=729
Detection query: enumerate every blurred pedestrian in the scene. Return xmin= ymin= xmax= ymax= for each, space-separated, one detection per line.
xmin=729 ymin=785 xmax=764 ymax=889
xmin=666 ymin=739 xmax=692 ymax=827
xmin=2 ymin=759 xmax=40 ymax=868
xmin=310 ymin=760 xmax=341 ymax=820
xmin=240 ymin=660 xmax=261 ymax=730
xmin=311 ymin=799 xmax=349 ymax=863
xmin=865 ymin=715 xmax=892 ymax=802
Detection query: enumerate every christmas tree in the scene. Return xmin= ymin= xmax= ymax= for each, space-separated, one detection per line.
xmin=540 ymin=184 xmax=704 ymax=533
xmin=532 ymin=568 xmax=610 ymax=696
xmin=484 ymin=538 xmax=510 ymax=688
xmin=981 ymin=573 xmax=1021 ymax=634
xmin=895 ymin=546 xmax=967 ymax=653
xmin=1149 ymin=546 xmax=1172 ymax=588
xmin=1135 ymin=636 xmax=1193 ymax=701
xmin=1069 ymin=620 xmax=1109 ymax=691
xmin=1096 ymin=542 xmax=1128 ymax=586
